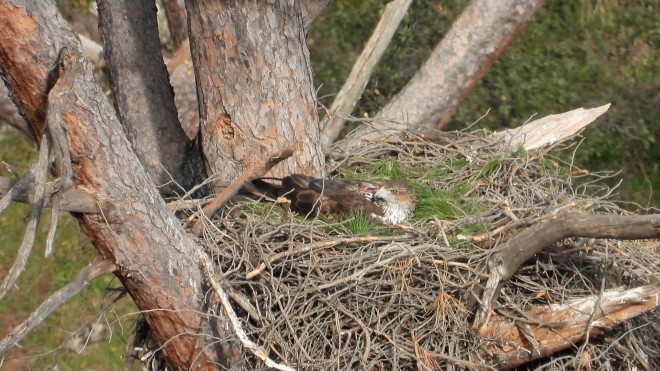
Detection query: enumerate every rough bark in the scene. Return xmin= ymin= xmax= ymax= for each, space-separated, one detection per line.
xmin=97 ymin=0 xmax=203 ymax=196
xmin=0 ymin=2 xmax=225 ymax=369
xmin=340 ymin=0 xmax=546 ymax=151
xmin=185 ymin=0 xmax=324 ymax=188
xmin=161 ymin=0 xmax=188 ymax=49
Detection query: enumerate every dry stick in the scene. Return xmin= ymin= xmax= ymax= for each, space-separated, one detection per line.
xmin=200 ymin=254 xmax=295 ymax=371
xmin=0 ymin=134 xmax=50 ymax=300
xmin=0 ymin=168 xmax=35 ymax=215
xmin=246 ymin=235 xmax=409 ymax=279
xmin=320 ymin=0 xmax=412 ymax=148
xmin=0 ymin=259 xmax=116 ymax=356
xmin=0 ymin=176 xmax=98 ymax=213
xmin=190 ymin=146 xmax=296 ymax=235
xmin=474 ymin=211 xmax=660 ymax=329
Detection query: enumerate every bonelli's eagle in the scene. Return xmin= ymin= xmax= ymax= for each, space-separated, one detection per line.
xmin=263 ymin=174 xmax=416 ymax=224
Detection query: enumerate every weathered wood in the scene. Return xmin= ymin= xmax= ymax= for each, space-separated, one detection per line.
xmin=0 ymin=176 xmax=98 ymax=213
xmin=0 ymin=2 xmax=222 ymax=369
xmin=474 ymin=211 xmax=660 ymax=329
xmin=185 ymin=0 xmax=324 ymax=188
xmin=320 ymin=0 xmax=412 ymax=148
xmin=492 ymin=104 xmax=611 ymax=150
xmin=477 ymin=283 xmax=660 ymax=369
xmin=340 ymin=0 xmax=546 ymax=152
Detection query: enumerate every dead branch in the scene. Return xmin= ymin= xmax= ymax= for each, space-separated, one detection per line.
xmin=0 ymin=132 xmax=50 ymax=300
xmin=0 ymin=176 xmax=99 ymax=213
xmin=0 ymin=259 xmax=116 ymax=356
xmin=474 ymin=211 xmax=660 ymax=329
xmin=476 ymin=283 xmax=660 ymax=369
xmin=190 ymin=146 xmax=296 ymax=235
xmin=320 ymin=0 xmax=412 ymax=148
xmin=491 ymin=104 xmax=611 ymax=151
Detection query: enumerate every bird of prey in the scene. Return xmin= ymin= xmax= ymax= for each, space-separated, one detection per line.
xmin=264 ymin=174 xmax=416 ymax=224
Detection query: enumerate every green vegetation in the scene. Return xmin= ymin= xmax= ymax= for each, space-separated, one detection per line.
xmin=310 ymin=0 xmax=660 ymax=208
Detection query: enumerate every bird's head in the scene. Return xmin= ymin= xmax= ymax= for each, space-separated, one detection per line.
xmin=368 ymin=181 xmax=416 ymax=224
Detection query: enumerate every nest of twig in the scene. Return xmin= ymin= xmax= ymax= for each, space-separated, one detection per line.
xmin=154 ymin=131 xmax=660 ymax=370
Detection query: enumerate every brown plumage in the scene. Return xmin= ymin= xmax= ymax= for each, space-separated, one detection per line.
xmin=269 ymin=174 xmax=416 ymax=224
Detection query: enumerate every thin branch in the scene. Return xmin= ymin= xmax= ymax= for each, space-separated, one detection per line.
xmin=201 ymin=254 xmax=295 ymax=371
xmin=0 ymin=259 xmax=117 ymax=356
xmin=0 ymin=133 xmax=50 ymax=300
xmin=320 ymin=0 xmax=412 ymax=148
xmin=0 ymin=176 xmax=99 ymax=213
xmin=0 ymin=167 xmax=34 ymax=215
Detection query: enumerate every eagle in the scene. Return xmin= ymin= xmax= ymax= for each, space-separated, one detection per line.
xmin=257 ymin=174 xmax=416 ymax=224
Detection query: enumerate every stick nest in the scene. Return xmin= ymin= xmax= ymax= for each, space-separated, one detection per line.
xmin=184 ymin=131 xmax=659 ymax=370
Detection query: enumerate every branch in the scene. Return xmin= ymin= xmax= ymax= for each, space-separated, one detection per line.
xmin=320 ymin=0 xmax=412 ymax=148
xmin=0 ymin=176 xmax=99 ymax=213
xmin=339 ymin=0 xmax=546 ymax=152
xmin=0 ymin=131 xmax=50 ymax=300
xmin=0 ymin=259 xmax=116 ymax=356
xmin=491 ymin=104 xmax=611 ymax=151
xmin=476 ymin=283 xmax=660 ymax=368
xmin=474 ymin=211 xmax=660 ymax=329
xmin=190 ymin=146 xmax=295 ymax=235
xmin=201 ymin=254 xmax=295 ymax=371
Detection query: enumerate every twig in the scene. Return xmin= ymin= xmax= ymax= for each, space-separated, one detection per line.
xmin=246 ymin=235 xmax=409 ymax=279
xmin=190 ymin=146 xmax=295 ymax=234
xmin=0 ymin=176 xmax=99 ymax=213
xmin=0 ymin=259 xmax=116 ymax=355
xmin=200 ymin=254 xmax=295 ymax=371
xmin=0 ymin=167 xmax=35 ymax=215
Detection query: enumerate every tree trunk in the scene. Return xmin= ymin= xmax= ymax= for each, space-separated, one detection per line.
xmin=185 ymin=0 xmax=324 ymax=188
xmin=161 ymin=0 xmax=188 ymax=49
xmin=340 ymin=0 xmax=545 ymax=151
xmin=0 ymin=2 xmax=224 ymax=369
xmin=97 ymin=0 xmax=204 ymax=196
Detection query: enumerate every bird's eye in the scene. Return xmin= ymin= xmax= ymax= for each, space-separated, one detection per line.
xmin=391 ymin=189 xmax=398 ymax=194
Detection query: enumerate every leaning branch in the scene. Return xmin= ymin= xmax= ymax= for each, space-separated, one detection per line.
xmin=320 ymin=0 xmax=412 ymax=148
xmin=474 ymin=211 xmax=660 ymax=329
xmin=0 ymin=259 xmax=116 ymax=356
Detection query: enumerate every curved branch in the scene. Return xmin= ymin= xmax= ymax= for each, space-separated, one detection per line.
xmin=474 ymin=211 xmax=660 ymax=328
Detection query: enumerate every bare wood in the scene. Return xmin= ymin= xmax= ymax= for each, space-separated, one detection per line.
xmin=476 ymin=283 xmax=660 ymax=368
xmin=190 ymin=146 xmax=295 ymax=234
xmin=0 ymin=259 xmax=117 ymax=356
xmin=185 ymin=0 xmax=324 ymax=187
xmin=474 ymin=212 xmax=660 ymax=329
xmin=492 ymin=104 xmax=611 ymax=150
xmin=340 ymin=0 xmax=546 ymax=152
xmin=0 ymin=3 xmax=222 ymax=368
xmin=0 ymin=176 xmax=99 ymax=213
xmin=320 ymin=0 xmax=412 ymax=148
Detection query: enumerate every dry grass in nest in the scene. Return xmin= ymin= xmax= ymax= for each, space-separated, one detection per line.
xmin=177 ymin=131 xmax=660 ymax=370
